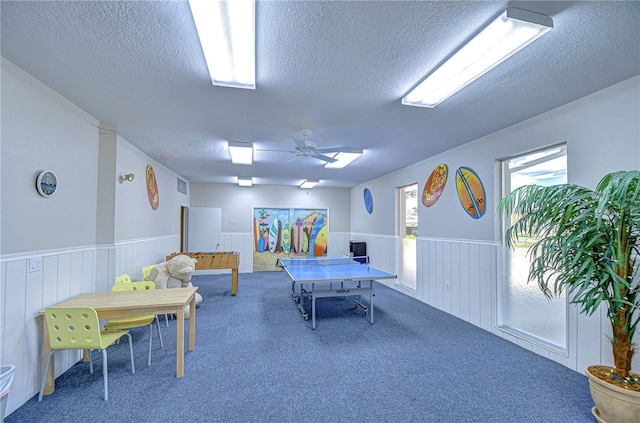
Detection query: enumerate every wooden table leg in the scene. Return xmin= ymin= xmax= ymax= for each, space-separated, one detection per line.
xmin=188 ymin=295 xmax=196 ymax=351
xmin=176 ymin=306 xmax=185 ymax=378
xmin=231 ymin=268 xmax=238 ymax=295
xmin=42 ymin=317 xmax=55 ymax=395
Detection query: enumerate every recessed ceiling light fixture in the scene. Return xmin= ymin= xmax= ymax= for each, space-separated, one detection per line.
xmin=325 ymin=149 xmax=364 ymax=169
xmin=188 ymin=0 xmax=256 ymax=89
xmin=402 ymin=7 xmax=553 ymax=108
xmin=300 ymin=179 xmax=319 ymax=189
xmin=228 ymin=141 xmax=253 ymax=165
xmin=237 ymin=177 xmax=253 ymax=187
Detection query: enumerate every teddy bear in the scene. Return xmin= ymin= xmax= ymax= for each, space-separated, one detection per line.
xmin=148 ymin=254 xmax=202 ymax=318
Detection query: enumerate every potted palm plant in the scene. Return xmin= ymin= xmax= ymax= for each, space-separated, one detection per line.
xmin=498 ymin=170 xmax=639 ymax=423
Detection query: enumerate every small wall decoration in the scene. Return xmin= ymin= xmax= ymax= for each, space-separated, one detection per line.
xmin=455 ymin=166 xmax=485 ymax=219
xmin=363 ymin=188 xmax=374 ymax=214
xmin=146 ymin=164 xmax=159 ymax=210
xmin=36 ymin=170 xmax=58 ymax=197
xmin=422 ymin=164 xmax=448 ymax=207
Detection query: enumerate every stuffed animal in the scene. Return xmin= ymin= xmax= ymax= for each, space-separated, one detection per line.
xmin=149 ymin=254 xmax=202 ymax=318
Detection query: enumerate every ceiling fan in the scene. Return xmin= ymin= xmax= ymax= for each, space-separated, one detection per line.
xmin=260 ymin=129 xmax=354 ymax=163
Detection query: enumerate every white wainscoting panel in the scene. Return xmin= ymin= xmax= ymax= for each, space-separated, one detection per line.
xmin=1 ymin=247 xmax=98 ymax=417
xmin=0 ymin=235 xmax=179 ymax=416
xmin=114 ymin=235 xmax=180 ymax=281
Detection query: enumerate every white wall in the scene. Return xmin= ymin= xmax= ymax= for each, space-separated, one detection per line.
xmin=115 ymin=139 xmax=188 ymax=242
xmin=0 ymin=58 xmax=99 ymax=254
xmin=0 ymin=58 xmax=187 ymax=416
xmin=352 ymin=75 xmax=640 ymax=375
xmin=190 ymin=183 xmax=351 ymax=233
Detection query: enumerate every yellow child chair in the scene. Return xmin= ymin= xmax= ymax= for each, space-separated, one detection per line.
xmin=142 ymin=265 xmax=170 ymax=327
xmin=115 ymin=273 xmax=132 ymax=285
xmin=141 ymin=265 xmax=155 ymax=281
xmin=104 ymin=281 xmax=164 ymax=367
xmin=38 ymin=306 xmax=135 ymax=401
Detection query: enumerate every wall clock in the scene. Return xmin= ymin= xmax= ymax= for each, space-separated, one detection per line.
xmin=36 ymin=170 xmax=58 ymax=197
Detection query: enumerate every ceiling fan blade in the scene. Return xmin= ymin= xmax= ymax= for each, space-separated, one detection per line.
xmin=255 ymin=148 xmax=295 ymax=153
xmin=316 ymin=146 xmax=353 ymax=154
xmin=313 ymin=154 xmax=338 ymax=163
xmin=293 ymin=138 xmax=308 ymax=149
xmin=285 ymin=155 xmax=301 ymax=162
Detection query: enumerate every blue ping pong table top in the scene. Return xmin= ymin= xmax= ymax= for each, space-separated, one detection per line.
xmin=278 ymin=257 xmax=396 ymax=283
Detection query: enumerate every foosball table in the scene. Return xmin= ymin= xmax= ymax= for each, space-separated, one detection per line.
xmin=166 ymin=252 xmax=239 ymax=295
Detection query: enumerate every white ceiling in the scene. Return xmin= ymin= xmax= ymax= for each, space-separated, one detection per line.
xmin=2 ymin=1 xmax=639 ymax=188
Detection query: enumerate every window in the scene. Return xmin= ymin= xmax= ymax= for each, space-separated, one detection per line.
xmin=498 ymin=145 xmax=567 ymax=352
xmin=397 ymin=183 xmax=418 ymax=290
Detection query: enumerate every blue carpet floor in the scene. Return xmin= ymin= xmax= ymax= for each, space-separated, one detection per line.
xmin=7 ymin=271 xmax=594 ymax=422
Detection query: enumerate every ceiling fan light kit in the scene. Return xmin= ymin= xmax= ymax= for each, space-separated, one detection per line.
xmin=287 ymin=129 xmax=359 ymax=165
xmin=402 ymin=7 xmax=553 ymax=108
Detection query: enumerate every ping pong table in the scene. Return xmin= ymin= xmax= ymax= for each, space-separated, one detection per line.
xmin=276 ymin=257 xmax=397 ymax=329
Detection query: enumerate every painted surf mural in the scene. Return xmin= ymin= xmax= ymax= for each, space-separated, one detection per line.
xmin=253 ymin=208 xmax=329 ymax=271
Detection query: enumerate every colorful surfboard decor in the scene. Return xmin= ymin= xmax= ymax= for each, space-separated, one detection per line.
xmin=455 ymin=166 xmax=486 ymax=219
xmin=293 ymin=219 xmax=302 ymax=253
xmin=422 ymin=164 xmax=448 ymax=207
xmin=274 ymin=219 xmax=283 ymax=252
xmin=257 ymin=229 xmax=265 ymax=252
xmin=308 ymin=214 xmax=324 ymax=256
xmin=282 ymin=221 xmax=291 ymax=254
xmin=269 ymin=218 xmax=279 ymax=253
xmin=253 ymin=217 xmax=259 ymax=251
xmin=146 ymin=164 xmax=159 ymax=210
xmin=363 ymin=188 xmax=373 ymax=214
xmin=313 ymin=225 xmax=328 ymax=257
xmin=302 ymin=230 xmax=309 ymax=253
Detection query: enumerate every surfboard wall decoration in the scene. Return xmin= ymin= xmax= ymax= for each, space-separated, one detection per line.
xmin=363 ymin=188 xmax=374 ymax=214
xmin=146 ymin=164 xmax=159 ymax=210
xmin=422 ymin=164 xmax=448 ymax=207
xmin=455 ymin=166 xmax=486 ymax=219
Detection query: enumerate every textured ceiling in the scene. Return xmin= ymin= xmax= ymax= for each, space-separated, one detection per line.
xmin=2 ymin=1 xmax=639 ymax=188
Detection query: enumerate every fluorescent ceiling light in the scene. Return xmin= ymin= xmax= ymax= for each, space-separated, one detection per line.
xmin=325 ymin=149 xmax=364 ymax=169
xmin=300 ymin=179 xmax=319 ymax=189
xmin=402 ymin=8 xmax=552 ymax=108
xmin=237 ymin=177 xmax=253 ymax=187
xmin=189 ymin=0 xmax=256 ymax=89
xmin=228 ymin=141 xmax=253 ymax=165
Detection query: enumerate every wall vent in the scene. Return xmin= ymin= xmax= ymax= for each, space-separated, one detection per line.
xmin=177 ymin=177 xmax=187 ymax=194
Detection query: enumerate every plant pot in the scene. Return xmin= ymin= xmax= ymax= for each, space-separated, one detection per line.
xmin=586 ymin=365 xmax=640 ymax=423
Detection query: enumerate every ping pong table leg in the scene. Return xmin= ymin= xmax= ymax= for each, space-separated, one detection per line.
xmin=370 ymin=280 xmax=374 ymax=325
xmin=312 ymin=283 xmax=316 ymax=330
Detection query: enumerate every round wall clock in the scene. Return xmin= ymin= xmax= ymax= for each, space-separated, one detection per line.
xmin=36 ymin=170 xmax=58 ymax=197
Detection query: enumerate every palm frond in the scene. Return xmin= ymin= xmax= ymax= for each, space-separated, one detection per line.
xmin=498 ymin=171 xmax=640 ymax=376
